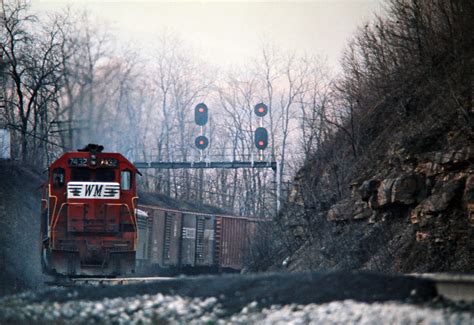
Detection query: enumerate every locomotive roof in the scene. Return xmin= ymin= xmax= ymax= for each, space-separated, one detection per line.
xmin=50 ymin=150 xmax=139 ymax=173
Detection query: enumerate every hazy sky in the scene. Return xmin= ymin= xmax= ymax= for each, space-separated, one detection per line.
xmin=32 ymin=0 xmax=386 ymax=70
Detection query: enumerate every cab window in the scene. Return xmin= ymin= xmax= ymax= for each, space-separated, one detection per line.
xmin=52 ymin=168 xmax=65 ymax=188
xmin=71 ymin=168 xmax=91 ymax=181
xmin=121 ymin=170 xmax=131 ymax=190
xmin=96 ymin=169 xmax=115 ymax=182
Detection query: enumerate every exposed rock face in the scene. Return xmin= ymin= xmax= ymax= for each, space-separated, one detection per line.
xmin=326 ymin=197 xmax=372 ymax=222
xmin=411 ymin=176 xmax=465 ymax=224
xmin=264 ymin=0 xmax=474 ymax=275
xmin=327 ymin=199 xmax=353 ymax=221
xmin=359 ymin=179 xmax=380 ymax=202
xmin=275 ymin=134 xmax=473 ymax=274
xmin=463 ymin=174 xmax=474 ymax=204
xmin=353 ymin=201 xmax=372 ymax=220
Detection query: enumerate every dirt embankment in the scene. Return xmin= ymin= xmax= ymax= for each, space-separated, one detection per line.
xmin=0 ymin=160 xmax=46 ymax=295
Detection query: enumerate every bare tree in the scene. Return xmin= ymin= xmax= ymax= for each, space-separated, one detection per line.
xmin=1 ymin=1 xmax=65 ymax=163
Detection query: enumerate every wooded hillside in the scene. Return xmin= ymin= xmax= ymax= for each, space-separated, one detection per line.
xmin=253 ymin=0 xmax=473 ymax=273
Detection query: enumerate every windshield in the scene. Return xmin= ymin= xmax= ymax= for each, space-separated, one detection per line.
xmin=70 ymin=168 xmax=116 ymax=182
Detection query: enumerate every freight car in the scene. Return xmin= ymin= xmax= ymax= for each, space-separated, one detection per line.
xmin=136 ymin=205 xmax=260 ymax=275
xmin=40 ymin=144 xmax=140 ymax=276
xmin=135 ymin=208 xmax=150 ymax=270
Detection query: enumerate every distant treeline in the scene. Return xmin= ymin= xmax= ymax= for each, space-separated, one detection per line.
xmin=0 ymin=1 xmax=322 ymax=217
xmin=2 ymin=1 xmax=471 ymax=219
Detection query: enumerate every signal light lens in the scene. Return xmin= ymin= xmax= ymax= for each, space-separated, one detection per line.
xmin=195 ymin=135 xmax=209 ymax=150
xmin=254 ymin=103 xmax=268 ymax=117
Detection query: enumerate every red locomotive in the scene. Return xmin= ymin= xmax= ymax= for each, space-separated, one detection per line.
xmin=41 ymin=144 xmax=140 ymax=276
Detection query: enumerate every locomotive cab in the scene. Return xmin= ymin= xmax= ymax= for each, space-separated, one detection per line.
xmin=41 ymin=144 xmax=139 ymax=277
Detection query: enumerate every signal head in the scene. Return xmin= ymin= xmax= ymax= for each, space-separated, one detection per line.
xmin=195 ymin=135 xmax=209 ymax=150
xmin=254 ymin=127 xmax=268 ymax=150
xmin=195 ymin=103 xmax=208 ymax=125
xmin=254 ymin=103 xmax=268 ymax=117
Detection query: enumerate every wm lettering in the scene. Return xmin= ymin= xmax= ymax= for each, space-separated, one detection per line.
xmin=84 ymin=184 xmax=104 ymax=197
xmin=68 ymin=182 xmax=120 ymax=199
xmin=85 ymin=185 xmax=94 ymax=196
xmin=94 ymin=185 xmax=103 ymax=196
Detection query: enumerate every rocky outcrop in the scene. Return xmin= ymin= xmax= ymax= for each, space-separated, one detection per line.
xmin=410 ymin=176 xmax=465 ymax=224
xmin=327 ymin=199 xmax=352 ymax=221
xmin=325 ymin=148 xmax=473 ymax=226
xmin=269 ymin=0 xmax=474 ymax=275
xmin=280 ymin=143 xmax=473 ymax=273
xmin=326 ymin=195 xmax=373 ymax=222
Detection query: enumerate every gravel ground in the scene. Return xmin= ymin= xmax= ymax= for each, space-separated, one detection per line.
xmin=1 ymin=272 xmax=472 ymax=324
xmin=0 ymin=288 xmax=472 ymax=324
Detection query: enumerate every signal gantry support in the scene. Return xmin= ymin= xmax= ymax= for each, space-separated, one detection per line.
xmin=133 ymin=160 xmax=281 ymax=212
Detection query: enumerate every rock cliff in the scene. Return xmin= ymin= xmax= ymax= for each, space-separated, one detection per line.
xmin=277 ymin=124 xmax=473 ymax=273
xmin=267 ymin=0 xmax=473 ymax=274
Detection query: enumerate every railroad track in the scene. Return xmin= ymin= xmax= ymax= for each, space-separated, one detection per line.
xmin=71 ymin=276 xmax=174 ymax=286
xmin=410 ymin=273 xmax=474 ymax=302
xmin=49 ymin=273 xmax=474 ymax=302
xmin=46 ymin=276 xmax=174 ymax=287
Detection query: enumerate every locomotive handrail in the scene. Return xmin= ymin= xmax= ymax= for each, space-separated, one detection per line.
xmin=51 ymin=202 xmax=136 ymax=242
xmin=105 ymin=203 xmax=136 ymax=233
xmin=131 ymin=196 xmax=139 ymax=248
xmin=48 ymin=184 xmax=59 ymax=243
xmin=53 ymin=202 xmax=84 ymax=232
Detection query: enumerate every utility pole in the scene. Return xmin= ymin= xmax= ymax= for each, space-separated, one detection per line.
xmin=0 ymin=0 xmax=5 ymax=105
xmin=276 ymin=160 xmax=281 ymax=213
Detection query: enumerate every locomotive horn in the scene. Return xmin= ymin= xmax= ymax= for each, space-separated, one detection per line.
xmin=78 ymin=144 xmax=104 ymax=153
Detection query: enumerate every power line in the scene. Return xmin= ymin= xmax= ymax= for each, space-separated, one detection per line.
xmin=5 ymin=123 xmax=70 ymax=150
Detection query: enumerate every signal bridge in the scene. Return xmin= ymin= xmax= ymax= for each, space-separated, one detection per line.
xmin=133 ymin=158 xmax=281 ymax=212
xmin=133 ymin=160 xmax=277 ymax=171
xmin=133 ymin=102 xmax=282 ymax=210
